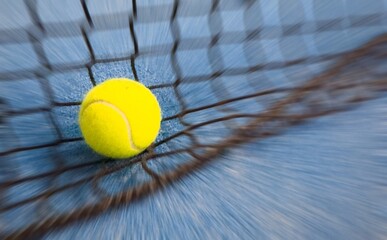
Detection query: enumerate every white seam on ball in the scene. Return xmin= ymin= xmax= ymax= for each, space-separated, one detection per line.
xmin=84 ymin=100 xmax=141 ymax=152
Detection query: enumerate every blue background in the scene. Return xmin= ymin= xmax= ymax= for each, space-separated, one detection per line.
xmin=0 ymin=0 xmax=387 ymax=239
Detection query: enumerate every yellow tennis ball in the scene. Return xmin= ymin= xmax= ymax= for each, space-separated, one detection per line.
xmin=79 ymin=78 xmax=161 ymax=158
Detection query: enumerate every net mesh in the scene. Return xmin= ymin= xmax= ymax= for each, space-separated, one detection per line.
xmin=1 ymin=0 xmax=387 ymax=239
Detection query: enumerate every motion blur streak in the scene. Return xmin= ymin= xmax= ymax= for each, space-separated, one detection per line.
xmin=0 ymin=0 xmax=387 ymax=239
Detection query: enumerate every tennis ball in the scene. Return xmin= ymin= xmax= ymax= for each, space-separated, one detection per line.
xmin=79 ymin=78 xmax=161 ymax=158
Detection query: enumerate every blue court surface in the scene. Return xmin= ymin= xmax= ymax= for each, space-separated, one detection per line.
xmin=0 ymin=0 xmax=387 ymax=239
